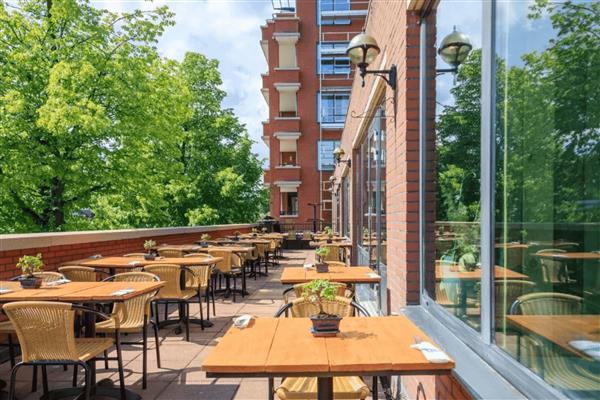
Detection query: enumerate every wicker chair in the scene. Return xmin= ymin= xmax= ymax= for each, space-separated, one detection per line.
xmin=321 ymin=245 xmax=342 ymax=263
xmin=157 ymin=248 xmax=184 ymax=258
xmin=58 ymin=266 xmax=108 ymax=282
xmin=509 ymin=292 xmax=583 ymax=316
xmin=183 ymin=261 xmax=216 ymax=321
xmin=535 ymin=249 xmax=573 ymax=287
xmin=282 ymin=282 xmax=351 ymax=311
xmin=10 ymin=271 xmax=65 ymax=283
xmin=273 ymin=296 xmax=370 ymax=400
xmin=142 ymin=264 xmax=201 ymax=341
xmin=208 ymin=250 xmax=245 ymax=302
xmin=96 ymin=272 xmax=161 ymax=389
xmin=3 ymin=301 xmax=125 ymax=400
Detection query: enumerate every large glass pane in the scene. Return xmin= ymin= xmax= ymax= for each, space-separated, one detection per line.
xmin=494 ymin=1 xmax=600 ymax=397
xmin=426 ymin=0 xmax=482 ymax=331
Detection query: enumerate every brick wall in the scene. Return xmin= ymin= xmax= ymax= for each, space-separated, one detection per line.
xmin=0 ymin=224 xmax=253 ymax=279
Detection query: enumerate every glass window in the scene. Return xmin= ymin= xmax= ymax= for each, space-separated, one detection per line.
xmin=494 ymin=1 xmax=600 ymax=396
xmin=280 ymin=191 xmax=298 ymax=216
xmin=318 ymin=42 xmax=351 ymax=75
xmin=317 ymin=140 xmax=340 ymax=171
xmin=319 ymin=0 xmax=350 ymax=25
xmin=319 ymin=91 xmax=350 ymax=125
xmin=425 ymin=0 xmax=482 ymax=331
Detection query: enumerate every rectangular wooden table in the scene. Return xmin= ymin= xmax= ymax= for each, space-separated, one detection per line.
xmin=203 ymin=316 xmax=454 ymax=400
xmin=280 ymin=266 xmax=381 ymax=285
xmin=507 ymin=315 xmax=600 ymax=359
xmin=62 ymin=256 xmax=222 ymax=275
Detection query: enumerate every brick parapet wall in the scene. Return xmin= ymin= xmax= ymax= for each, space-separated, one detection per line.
xmin=0 ymin=224 xmax=254 ymax=279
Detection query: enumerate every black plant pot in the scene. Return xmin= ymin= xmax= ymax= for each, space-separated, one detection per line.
xmin=315 ymin=263 xmax=329 ymax=273
xmin=310 ymin=314 xmax=342 ymax=336
xmin=200 ymin=242 xmax=209 ymax=248
xmin=20 ymin=277 xmax=42 ymax=289
xmin=326 ymin=239 xmax=333 ymax=244
xmin=144 ymin=253 xmax=156 ymax=261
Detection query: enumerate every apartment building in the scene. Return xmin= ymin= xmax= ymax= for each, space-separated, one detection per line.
xmin=260 ymin=0 xmax=366 ymax=229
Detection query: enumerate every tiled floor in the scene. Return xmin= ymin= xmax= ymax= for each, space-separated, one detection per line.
xmin=3 ymin=250 xmax=313 ymax=400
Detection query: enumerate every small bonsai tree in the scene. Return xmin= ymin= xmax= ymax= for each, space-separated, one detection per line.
xmin=315 ymin=246 xmax=330 ymax=263
xmin=17 ymin=254 xmax=43 ymax=277
xmin=143 ymin=240 xmax=156 ymax=253
xmin=200 ymin=234 xmax=211 ymax=242
xmin=302 ymin=279 xmax=338 ymax=316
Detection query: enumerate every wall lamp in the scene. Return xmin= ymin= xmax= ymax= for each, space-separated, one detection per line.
xmin=437 ymin=27 xmax=472 ymax=75
xmin=346 ymin=33 xmax=396 ymax=91
xmin=333 ymin=147 xmax=351 ymax=168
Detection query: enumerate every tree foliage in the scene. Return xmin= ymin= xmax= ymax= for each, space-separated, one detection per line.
xmin=0 ymin=0 xmax=267 ymax=233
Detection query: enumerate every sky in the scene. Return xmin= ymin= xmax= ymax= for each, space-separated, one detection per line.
xmin=92 ymin=0 xmax=274 ymax=161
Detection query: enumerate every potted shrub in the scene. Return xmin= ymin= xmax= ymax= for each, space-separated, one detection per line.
xmin=17 ymin=254 xmax=44 ymax=289
xmin=302 ymin=279 xmax=342 ymax=336
xmin=324 ymin=226 xmax=334 ymax=243
xmin=233 ymin=231 xmax=241 ymax=241
xmin=314 ymin=247 xmax=330 ymax=273
xmin=143 ymin=240 xmax=156 ymax=260
xmin=200 ymin=234 xmax=211 ymax=247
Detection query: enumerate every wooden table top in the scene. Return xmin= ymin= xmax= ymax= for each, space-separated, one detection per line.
xmin=310 ymin=242 xmax=353 ymax=248
xmin=0 ymin=281 xmax=164 ymax=303
xmin=157 ymin=244 xmax=254 ymax=254
xmin=63 ymin=256 xmax=222 ymax=269
xmin=507 ymin=315 xmax=600 ymax=359
xmin=531 ymin=252 xmax=600 ymax=261
xmin=435 ymin=262 xmax=528 ymax=281
xmin=155 ymin=244 xmax=202 ymax=252
xmin=202 ymin=316 xmax=454 ymax=376
xmin=280 ymin=266 xmax=380 ymax=284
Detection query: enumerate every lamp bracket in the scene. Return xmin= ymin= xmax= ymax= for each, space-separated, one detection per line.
xmin=436 ymin=67 xmax=458 ymax=75
xmin=359 ymin=64 xmax=397 ymax=91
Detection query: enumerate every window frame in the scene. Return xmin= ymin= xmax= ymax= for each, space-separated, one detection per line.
xmin=416 ymin=2 xmax=568 ymax=399
xmin=317 ymin=140 xmax=340 ymax=171
xmin=318 ymin=90 xmax=351 ymax=127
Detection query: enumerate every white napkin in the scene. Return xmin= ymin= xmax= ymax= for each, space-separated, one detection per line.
xmin=569 ymin=340 xmax=600 ymax=361
xmin=233 ymin=314 xmax=253 ymax=329
xmin=128 ymin=261 xmax=142 ymax=266
xmin=410 ymin=341 xmax=451 ymax=363
xmin=367 ymin=272 xmax=381 ymax=278
xmin=112 ymin=288 xmax=135 ymax=296
xmin=45 ymin=278 xmax=71 ymax=286
xmin=303 ymin=263 xmax=313 ymax=270
xmin=89 ymin=254 xmax=102 ymax=259
xmin=0 ymin=288 xmax=13 ymax=294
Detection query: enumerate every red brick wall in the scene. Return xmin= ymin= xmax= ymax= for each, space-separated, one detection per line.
xmin=0 ymin=226 xmax=252 ymax=279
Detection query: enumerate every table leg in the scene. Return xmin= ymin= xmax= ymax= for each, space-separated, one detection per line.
xmin=317 ymin=377 xmax=333 ymax=400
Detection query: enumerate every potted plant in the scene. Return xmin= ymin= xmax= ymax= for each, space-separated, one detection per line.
xmin=302 ymin=279 xmax=342 ymax=336
xmin=252 ymin=228 xmax=258 ymax=237
xmin=17 ymin=254 xmax=44 ymax=289
xmin=233 ymin=231 xmax=241 ymax=241
xmin=199 ymin=234 xmax=210 ymax=247
xmin=323 ymin=226 xmax=334 ymax=243
xmin=261 ymin=227 xmax=268 ymax=233
xmin=143 ymin=240 xmax=156 ymax=260
xmin=314 ymin=247 xmax=330 ymax=273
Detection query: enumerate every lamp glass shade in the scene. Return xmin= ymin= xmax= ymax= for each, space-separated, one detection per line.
xmin=438 ymin=30 xmax=472 ymax=67
xmin=346 ymin=33 xmax=380 ymax=66
xmin=333 ymin=147 xmax=345 ymax=159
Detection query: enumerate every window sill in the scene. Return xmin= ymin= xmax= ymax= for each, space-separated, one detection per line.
xmin=320 ymin=123 xmax=344 ymax=129
xmin=276 ymin=165 xmax=300 ymax=169
xmin=279 ymin=214 xmax=299 ymax=218
xmin=275 ymin=117 xmax=300 ymax=120
xmin=402 ymin=304 xmax=564 ymax=400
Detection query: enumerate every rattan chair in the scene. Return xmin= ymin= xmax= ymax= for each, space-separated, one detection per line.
xmin=272 ymin=296 xmax=370 ymax=400
xmin=142 ymin=264 xmax=201 ymax=341
xmin=96 ymin=272 xmax=161 ymax=389
xmin=3 ymin=301 xmax=125 ymax=400
xmin=535 ymin=249 xmax=573 ymax=287
xmin=157 ymin=248 xmax=184 ymax=258
xmin=509 ymin=292 xmax=583 ymax=316
xmin=208 ymin=250 xmax=245 ymax=302
xmin=321 ymin=245 xmax=342 ymax=263
xmin=10 ymin=271 xmax=65 ymax=283
xmin=124 ymin=253 xmax=147 ymax=257
xmin=184 ymin=261 xmax=216 ymax=320
xmin=58 ymin=266 xmax=108 ymax=282
xmin=282 ymin=283 xmax=350 ymax=306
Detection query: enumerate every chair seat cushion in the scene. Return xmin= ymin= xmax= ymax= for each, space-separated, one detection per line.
xmin=75 ymin=338 xmax=114 ymax=362
xmin=275 ymin=376 xmax=369 ymax=400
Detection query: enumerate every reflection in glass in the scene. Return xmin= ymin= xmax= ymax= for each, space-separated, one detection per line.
xmin=495 ymin=1 xmax=600 ymax=397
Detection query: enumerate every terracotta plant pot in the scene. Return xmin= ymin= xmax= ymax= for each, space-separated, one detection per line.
xmin=310 ymin=314 xmax=342 ymax=336
xmin=315 ymin=263 xmax=329 ymax=273
xmin=144 ymin=253 xmax=156 ymax=261
xmin=20 ymin=276 xmax=42 ymax=289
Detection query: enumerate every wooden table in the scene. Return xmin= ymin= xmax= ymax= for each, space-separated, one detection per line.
xmin=62 ymin=256 xmax=222 ymax=275
xmin=203 ymin=316 xmax=454 ymax=400
xmin=532 ymin=252 xmax=600 ymax=262
xmin=507 ymin=315 xmax=600 ymax=359
xmin=0 ymin=280 xmax=164 ymax=400
xmin=154 ymin=244 xmax=202 ymax=252
xmin=435 ymin=263 xmax=529 ymax=281
xmin=281 ymin=266 xmax=381 ymax=285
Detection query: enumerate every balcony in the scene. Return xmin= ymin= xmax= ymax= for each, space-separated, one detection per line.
xmin=272 ymin=165 xmax=301 ymax=181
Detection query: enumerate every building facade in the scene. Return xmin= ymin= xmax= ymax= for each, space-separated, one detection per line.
xmin=260 ymin=0 xmax=367 ymax=229
xmin=333 ymin=0 xmax=599 ymax=399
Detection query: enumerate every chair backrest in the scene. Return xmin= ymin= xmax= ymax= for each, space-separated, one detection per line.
xmin=231 ymin=253 xmax=243 ymax=269
xmin=185 ymin=265 xmax=212 ymax=289
xmin=207 ymin=249 xmax=232 ymax=273
xmin=322 ymin=245 xmax=342 ymax=262
xmin=291 ymin=283 xmax=347 ymax=299
xmin=110 ymin=272 xmax=159 ymax=323
xmin=32 ymin=272 xmax=65 ymax=283
xmin=142 ymin=264 xmax=184 ymax=299
xmin=536 ymin=249 xmax=566 ymax=283
xmin=510 ymin=292 xmax=583 ymax=315
xmin=326 ymin=261 xmax=347 ymax=268
xmin=58 ymin=266 xmax=97 ymax=282
xmin=302 ymin=231 xmax=312 ymax=240
xmin=255 ymin=243 xmax=268 ymax=258
xmin=124 ymin=253 xmax=146 ymax=257
xmin=494 ymin=280 xmax=535 ymax=316
xmin=184 ymin=252 xmax=212 ymax=259
xmin=289 ymin=296 xmax=355 ymax=318
xmin=157 ymin=248 xmax=184 ymax=258
xmin=3 ymin=301 xmax=78 ymax=362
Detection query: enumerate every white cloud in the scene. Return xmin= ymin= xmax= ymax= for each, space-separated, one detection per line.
xmin=92 ymin=0 xmax=272 ymax=160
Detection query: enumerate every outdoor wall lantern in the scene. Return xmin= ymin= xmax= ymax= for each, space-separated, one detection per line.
xmin=333 ymin=147 xmax=351 ymax=168
xmin=346 ymin=32 xmax=396 ymax=91
xmin=436 ymin=27 xmax=472 ymax=75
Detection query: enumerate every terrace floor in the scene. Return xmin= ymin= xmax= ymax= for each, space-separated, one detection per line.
xmin=4 ymin=249 xmax=345 ymax=400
